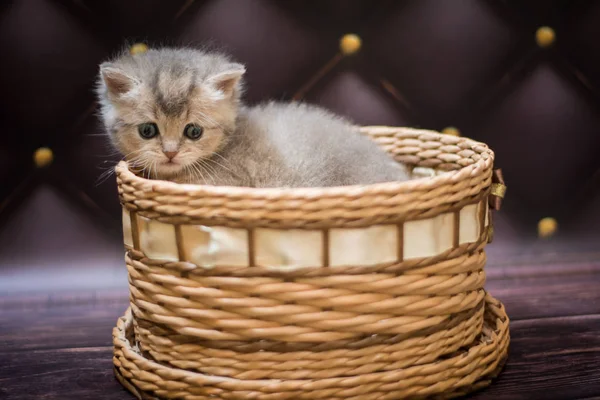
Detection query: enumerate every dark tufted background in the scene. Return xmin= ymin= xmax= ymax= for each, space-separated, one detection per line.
xmin=1 ymin=0 xmax=600 ymax=294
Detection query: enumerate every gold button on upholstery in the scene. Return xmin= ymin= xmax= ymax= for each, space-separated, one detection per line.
xmin=536 ymin=27 xmax=555 ymax=48
xmin=340 ymin=34 xmax=361 ymax=55
xmin=538 ymin=217 xmax=558 ymax=238
xmin=34 ymin=147 xmax=53 ymax=168
xmin=130 ymin=43 xmax=149 ymax=55
xmin=442 ymin=126 xmax=460 ymax=137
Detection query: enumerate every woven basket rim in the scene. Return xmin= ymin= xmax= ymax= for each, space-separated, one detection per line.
xmin=115 ymin=126 xmax=493 ymax=199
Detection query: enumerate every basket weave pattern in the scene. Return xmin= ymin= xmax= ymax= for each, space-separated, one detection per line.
xmin=113 ymin=127 xmax=509 ymax=399
xmin=113 ymin=295 xmax=508 ymax=399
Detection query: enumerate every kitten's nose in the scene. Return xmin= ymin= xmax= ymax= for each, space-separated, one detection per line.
xmin=163 ymin=151 xmax=179 ymax=160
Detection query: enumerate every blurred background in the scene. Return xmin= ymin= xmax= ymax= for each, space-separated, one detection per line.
xmin=1 ymin=0 xmax=599 ymax=296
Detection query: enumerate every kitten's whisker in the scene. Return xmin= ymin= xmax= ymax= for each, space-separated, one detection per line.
xmin=192 ymin=162 xmax=210 ymax=185
xmin=198 ymin=158 xmax=218 ymax=175
xmin=183 ymin=165 xmax=192 ymax=184
xmin=95 ymin=168 xmax=116 ymax=186
xmin=145 ymin=160 xmax=151 ymax=179
xmin=133 ymin=155 xmax=152 ymax=179
xmin=186 ymin=162 xmax=199 ymax=183
xmin=152 ymin=160 xmax=158 ymax=179
xmin=205 ymin=157 xmax=233 ymax=175
xmin=187 ymin=164 xmax=197 ymax=183
xmin=211 ymin=152 xmax=234 ymax=167
xmin=188 ymin=164 xmax=201 ymax=184
xmin=127 ymin=155 xmax=146 ymax=170
xmin=194 ymin=163 xmax=208 ymax=184
xmin=202 ymin=161 xmax=218 ymax=185
xmin=190 ymin=164 xmax=201 ymax=184
xmin=206 ymin=157 xmax=233 ymax=172
xmin=209 ymin=154 xmax=243 ymax=180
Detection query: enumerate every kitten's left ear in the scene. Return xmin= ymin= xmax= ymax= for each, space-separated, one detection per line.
xmin=208 ymin=63 xmax=246 ymax=97
xmin=100 ymin=63 xmax=137 ymax=98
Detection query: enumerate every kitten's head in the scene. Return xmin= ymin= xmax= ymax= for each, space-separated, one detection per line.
xmin=96 ymin=47 xmax=245 ymax=179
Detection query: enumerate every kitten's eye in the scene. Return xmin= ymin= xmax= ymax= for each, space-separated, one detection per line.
xmin=184 ymin=124 xmax=203 ymax=140
xmin=138 ymin=123 xmax=159 ymax=139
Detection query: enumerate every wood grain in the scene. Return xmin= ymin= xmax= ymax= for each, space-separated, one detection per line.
xmin=0 ymin=302 xmax=127 ymax=352
xmin=470 ymin=315 xmax=600 ymax=400
xmin=485 ymin=271 xmax=600 ymax=320
xmin=0 ymin=347 xmax=128 ymax=400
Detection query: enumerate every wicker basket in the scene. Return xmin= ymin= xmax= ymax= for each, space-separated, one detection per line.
xmin=113 ymin=126 xmax=509 ymax=399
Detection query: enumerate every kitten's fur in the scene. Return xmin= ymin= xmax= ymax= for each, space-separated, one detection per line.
xmin=97 ymin=47 xmax=411 ymax=187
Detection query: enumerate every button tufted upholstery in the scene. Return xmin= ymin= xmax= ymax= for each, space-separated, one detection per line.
xmin=1 ymin=0 xmax=599 ymax=289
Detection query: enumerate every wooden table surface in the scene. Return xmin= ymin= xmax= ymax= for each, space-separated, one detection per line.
xmin=1 ymin=251 xmax=600 ymax=399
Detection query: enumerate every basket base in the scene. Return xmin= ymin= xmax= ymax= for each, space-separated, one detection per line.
xmin=114 ymin=358 xmax=508 ymax=400
xmin=113 ymin=294 xmax=509 ymax=400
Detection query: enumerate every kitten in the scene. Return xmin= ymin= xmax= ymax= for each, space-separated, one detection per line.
xmin=97 ymin=47 xmax=411 ymax=187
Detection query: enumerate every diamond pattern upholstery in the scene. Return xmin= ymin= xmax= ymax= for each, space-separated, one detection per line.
xmin=1 ymin=0 xmax=599 ymax=285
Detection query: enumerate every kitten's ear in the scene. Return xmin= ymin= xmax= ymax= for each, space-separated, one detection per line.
xmin=100 ymin=63 xmax=136 ymax=97
xmin=208 ymin=63 xmax=246 ymax=97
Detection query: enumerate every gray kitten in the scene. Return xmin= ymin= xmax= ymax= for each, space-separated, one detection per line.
xmin=97 ymin=47 xmax=411 ymax=187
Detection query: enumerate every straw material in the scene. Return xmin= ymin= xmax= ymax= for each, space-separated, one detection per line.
xmin=113 ymin=126 xmax=508 ymax=399
xmin=113 ymin=294 xmax=508 ymax=400
xmin=126 ymin=249 xmax=487 ymax=343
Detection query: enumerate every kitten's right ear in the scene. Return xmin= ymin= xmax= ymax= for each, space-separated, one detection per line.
xmin=207 ymin=63 xmax=246 ymax=97
xmin=100 ymin=63 xmax=136 ymax=97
